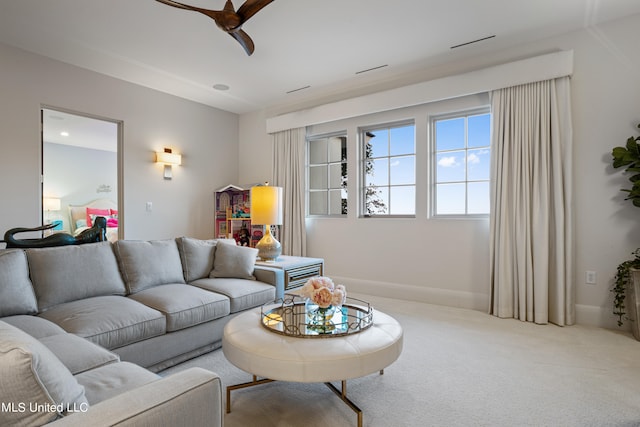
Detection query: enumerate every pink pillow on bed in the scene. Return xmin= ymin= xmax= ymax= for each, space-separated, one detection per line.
xmin=86 ymin=208 xmax=110 ymax=227
xmin=106 ymin=218 xmax=118 ymax=227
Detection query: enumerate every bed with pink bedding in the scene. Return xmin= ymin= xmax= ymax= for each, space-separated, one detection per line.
xmin=68 ymin=198 xmax=119 ymax=242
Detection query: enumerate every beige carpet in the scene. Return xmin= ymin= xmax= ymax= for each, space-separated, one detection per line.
xmin=160 ymin=294 xmax=640 ymax=427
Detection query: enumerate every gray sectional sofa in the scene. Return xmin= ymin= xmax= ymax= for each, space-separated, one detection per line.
xmin=0 ymin=236 xmax=282 ymax=426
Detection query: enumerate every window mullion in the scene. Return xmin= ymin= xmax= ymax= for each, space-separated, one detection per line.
xmin=464 ymin=116 xmax=469 ymax=214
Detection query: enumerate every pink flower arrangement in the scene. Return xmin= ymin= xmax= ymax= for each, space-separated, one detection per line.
xmin=299 ymin=276 xmax=347 ymax=308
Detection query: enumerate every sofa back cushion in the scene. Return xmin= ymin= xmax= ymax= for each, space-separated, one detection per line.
xmin=27 ymin=242 xmax=126 ymax=312
xmin=114 ymin=239 xmax=185 ymax=294
xmin=0 ymin=321 xmax=88 ymax=426
xmin=176 ymin=237 xmax=238 ymax=282
xmin=0 ymin=250 xmax=38 ymax=317
xmin=176 ymin=237 xmax=217 ymax=282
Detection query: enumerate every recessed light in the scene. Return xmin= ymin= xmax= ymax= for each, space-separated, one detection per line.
xmin=60 ymin=131 xmax=69 ymax=137
xmin=213 ymin=84 xmax=230 ymax=91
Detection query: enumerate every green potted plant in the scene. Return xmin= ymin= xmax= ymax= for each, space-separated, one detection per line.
xmin=612 ymin=123 xmax=640 ymax=206
xmin=612 ymin=249 xmax=640 ymax=326
xmin=611 ymin=123 xmax=640 ymax=337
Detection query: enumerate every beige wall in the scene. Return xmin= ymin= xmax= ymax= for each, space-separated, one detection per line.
xmin=0 ymin=42 xmax=239 ymax=241
xmin=239 ymin=13 xmax=640 ymax=329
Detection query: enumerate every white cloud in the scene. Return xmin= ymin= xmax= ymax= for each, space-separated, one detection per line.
xmin=438 ymin=156 xmax=458 ymax=167
xmin=467 ymin=153 xmax=480 ymax=164
xmin=390 ymin=160 xmax=400 ymax=167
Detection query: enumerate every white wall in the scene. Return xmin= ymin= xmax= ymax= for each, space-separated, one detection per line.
xmin=0 ymin=42 xmax=239 ymax=241
xmin=239 ymin=13 xmax=640 ymax=329
xmin=239 ymin=109 xmax=271 ymax=185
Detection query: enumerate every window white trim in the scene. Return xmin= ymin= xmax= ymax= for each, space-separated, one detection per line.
xmin=267 ymin=50 xmax=573 ymax=133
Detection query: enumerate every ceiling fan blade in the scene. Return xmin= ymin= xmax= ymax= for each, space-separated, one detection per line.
xmin=236 ymin=0 xmax=274 ymax=23
xmin=155 ymin=0 xmax=223 ymax=23
xmin=155 ymin=0 xmax=199 ymax=12
xmin=156 ymin=0 xmax=265 ymax=55
xmin=229 ymin=29 xmax=255 ymax=56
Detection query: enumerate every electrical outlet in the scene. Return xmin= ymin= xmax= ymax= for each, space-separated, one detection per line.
xmin=146 ymin=201 xmax=153 ymax=212
xmin=585 ymin=271 xmax=597 ymax=285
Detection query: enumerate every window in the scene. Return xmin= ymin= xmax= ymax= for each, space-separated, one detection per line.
xmin=361 ymin=122 xmax=415 ymax=216
xmin=432 ymin=110 xmax=491 ymax=216
xmin=307 ymin=133 xmax=347 ymax=216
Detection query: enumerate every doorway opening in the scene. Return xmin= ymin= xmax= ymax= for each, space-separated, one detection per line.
xmin=41 ymin=107 xmax=123 ymax=241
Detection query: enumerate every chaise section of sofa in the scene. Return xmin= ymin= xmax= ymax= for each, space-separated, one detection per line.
xmin=49 ymin=367 xmax=223 ymax=427
xmin=0 ymin=320 xmax=222 ymax=427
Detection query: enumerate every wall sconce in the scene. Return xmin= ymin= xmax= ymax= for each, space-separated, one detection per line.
xmin=155 ymin=148 xmax=182 ymax=180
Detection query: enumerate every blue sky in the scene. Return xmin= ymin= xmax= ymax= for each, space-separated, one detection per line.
xmin=435 ymin=113 xmax=490 ymax=215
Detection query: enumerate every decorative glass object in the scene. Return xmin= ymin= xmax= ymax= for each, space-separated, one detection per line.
xmin=305 ymin=298 xmax=338 ymax=334
xmin=261 ymin=294 xmax=373 ymax=338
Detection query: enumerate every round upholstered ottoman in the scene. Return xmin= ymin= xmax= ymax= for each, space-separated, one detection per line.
xmin=222 ymin=306 xmax=403 ymax=426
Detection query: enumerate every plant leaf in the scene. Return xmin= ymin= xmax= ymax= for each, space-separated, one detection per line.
xmin=626 ymin=136 xmax=639 ymax=154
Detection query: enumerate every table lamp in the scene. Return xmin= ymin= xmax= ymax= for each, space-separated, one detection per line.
xmin=251 ymin=183 xmax=283 ymax=262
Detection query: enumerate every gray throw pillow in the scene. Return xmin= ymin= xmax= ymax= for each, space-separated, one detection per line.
xmin=0 ymin=250 xmax=38 ymax=317
xmin=0 ymin=321 xmax=88 ymax=426
xmin=209 ymin=243 xmax=258 ymax=280
xmin=176 ymin=237 xmax=217 ymax=282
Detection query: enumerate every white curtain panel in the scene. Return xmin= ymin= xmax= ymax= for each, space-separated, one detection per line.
xmin=489 ymin=76 xmax=574 ymax=326
xmin=271 ymin=127 xmax=307 ymax=256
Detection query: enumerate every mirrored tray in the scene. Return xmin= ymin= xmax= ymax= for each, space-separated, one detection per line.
xmin=261 ymin=294 xmax=374 ymax=338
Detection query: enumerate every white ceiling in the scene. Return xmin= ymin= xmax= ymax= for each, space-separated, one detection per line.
xmin=2 ymin=0 xmax=640 ymax=115
xmin=42 ymin=108 xmax=118 ymax=152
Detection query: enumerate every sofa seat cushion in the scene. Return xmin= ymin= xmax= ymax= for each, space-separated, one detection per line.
xmin=38 ymin=296 xmax=166 ymax=350
xmin=0 ymin=321 xmax=88 ymax=426
xmin=128 ymin=284 xmax=230 ymax=332
xmin=114 ymin=239 xmax=186 ymax=294
xmin=39 ymin=334 xmax=120 ymax=375
xmin=75 ymin=361 xmax=160 ymax=405
xmin=0 ymin=249 xmax=38 ymax=317
xmin=26 ymin=242 xmax=127 ymax=312
xmin=190 ymin=278 xmax=276 ymax=313
xmin=0 ymin=314 xmax=66 ymax=339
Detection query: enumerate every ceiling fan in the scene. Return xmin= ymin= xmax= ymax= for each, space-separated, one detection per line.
xmin=155 ymin=0 xmax=274 ymax=55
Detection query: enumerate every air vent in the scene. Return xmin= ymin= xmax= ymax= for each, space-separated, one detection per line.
xmin=450 ymin=35 xmax=495 ymax=49
xmin=286 ymin=85 xmax=311 ymax=94
xmin=355 ymin=64 xmax=388 ymax=75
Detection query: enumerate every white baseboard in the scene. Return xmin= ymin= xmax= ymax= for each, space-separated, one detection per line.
xmin=331 ymin=275 xmax=623 ymax=330
xmin=575 ymin=303 xmax=630 ymax=331
xmin=331 ymin=276 xmax=490 ymax=312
